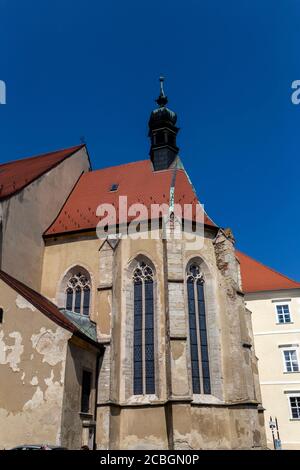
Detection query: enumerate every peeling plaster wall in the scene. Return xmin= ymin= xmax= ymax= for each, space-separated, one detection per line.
xmin=118 ymin=407 xmax=168 ymax=450
xmin=172 ymin=404 xmax=263 ymax=450
xmin=0 ymin=280 xmax=71 ymax=449
xmin=1 ymin=147 xmax=90 ymax=291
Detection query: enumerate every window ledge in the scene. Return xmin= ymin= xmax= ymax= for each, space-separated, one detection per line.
xmin=79 ymin=412 xmax=93 ymax=419
xmin=283 ymin=371 xmax=300 ymax=374
xmin=289 ymin=418 xmax=300 ymax=421
xmin=191 ymin=394 xmax=223 ymax=405
xmin=170 ymin=335 xmax=187 ymax=341
xmin=276 ymin=322 xmax=294 ymax=325
xmin=124 ymin=395 xmax=161 ymax=406
xmin=97 ymin=284 xmax=112 ymax=291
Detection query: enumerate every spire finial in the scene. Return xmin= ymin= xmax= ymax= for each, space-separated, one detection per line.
xmin=159 ymin=76 xmax=165 ymax=96
xmin=156 ymin=76 xmax=168 ymax=107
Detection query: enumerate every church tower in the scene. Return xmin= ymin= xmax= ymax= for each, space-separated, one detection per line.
xmin=148 ymin=77 xmax=179 ymax=170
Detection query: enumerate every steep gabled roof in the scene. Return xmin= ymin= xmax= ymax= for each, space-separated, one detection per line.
xmin=45 ymin=159 xmax=216 ymax=236
xmin=0 ymin=144 xmax=85 ymax=201
xmin=0 ymin=269 xmax=101 ymax=348
xmin=237 ymin=250 xmax=300 ymax=293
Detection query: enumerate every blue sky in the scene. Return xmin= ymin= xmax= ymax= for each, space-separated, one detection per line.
xmin=0 ymin=0 xmax=300 ymax=280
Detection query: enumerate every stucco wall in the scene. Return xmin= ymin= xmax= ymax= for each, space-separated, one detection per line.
xmin=246 ymin=289 xmax=300 ymax=449
xmin=0 ymin=147 xmax=90 ymax=291
xmin=172 ymin=403 xmax=263 ymax=450
xmin=98 ymin=403 xmax=264 ymax=450
xmin=0 ymin=279 xmax=71 ymax=449
xmin=117 ymin=406 xmax=169 ymax=450
xmin=41 ymin=237 xmax=100 ymax=328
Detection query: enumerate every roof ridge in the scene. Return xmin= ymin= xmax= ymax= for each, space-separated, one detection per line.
xmin=0 ymin=144 xmax=85 ymax=168
xmin=43 ymin=171 xmax=86 ymax=236
xmin=87 ymin=158 xmax=148 ymax=174
xmin=176 ymin=158 xmax=218 ymax=227
xmin=237 ymin=249 xmax=300 ymax=286
xmin=87 ymin=159 xmax=190 ymax=175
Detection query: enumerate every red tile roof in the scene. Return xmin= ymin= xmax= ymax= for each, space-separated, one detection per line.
xmin=237 ymin=250 xmax=300 ymax=293
xmin=45 ymin=159 xmax=216 ymax=236
xmin=0 ymin=144 xmax=85 ymax=200
xmin=0 ymin=269 xmax=101 ymax=348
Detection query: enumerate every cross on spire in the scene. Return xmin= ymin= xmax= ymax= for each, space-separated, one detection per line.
xmin=156 ymin=76 xmax=168 ymax=107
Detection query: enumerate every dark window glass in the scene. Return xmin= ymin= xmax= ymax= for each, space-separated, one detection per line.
xmin=0 ymin=308 xmax=3 ymax=323
xmin=197 ymin=282 xmax=211 ymax=394
xmin=66 ymin=288 xmax=73 ymax=311
xmin=65 ymin=272 xmax=91 ymax=316
xmin=134 ymin=281 xmax=143 ymax=395
xmin=284 ymin=350 xmax=299 ymax=372
xmin=187 ymin=264 xmax=211 ymax=395
xmin=133 ymin=263 xmax=155 ymax=395
xmin=83 ymin=287 xmax=90 ymax=316
xmin=169 ymin=134 xmax=176 ymax=147
xmin=75 ymin=287 xmax=81 ymax=313
xmin=277 ymin=304 xmax=291 ymax=323
xmin=144 ymin=279 xmax=154 ymax=392
xmin=156 ymin=132 xmax=165 ymax=144
xmin=81 ymin=370 xmax=92 ymax=413
xmin=187 ymin=279 xmax=200 ymax=394
xmin=110 ymin=183 xmax=119 ymax=192
xmin=290 ymin=397 xmax=300 ymax=419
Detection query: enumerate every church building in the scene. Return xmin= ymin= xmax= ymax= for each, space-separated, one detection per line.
xmin=0 ymin=80 xmax=266 ymax=449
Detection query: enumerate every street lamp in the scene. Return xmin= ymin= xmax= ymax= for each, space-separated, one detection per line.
xmin=269 ymin=416 xmax=281 ymax=450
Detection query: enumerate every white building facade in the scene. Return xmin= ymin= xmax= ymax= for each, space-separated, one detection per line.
xmin=238 ymin=250 xmax=300 ymax=450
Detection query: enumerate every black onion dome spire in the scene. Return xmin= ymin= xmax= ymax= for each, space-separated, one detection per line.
xmin=148 ymin=77 xmax=179 ymax=171
xmin=149 ymin=77 xmax=177 ymax=128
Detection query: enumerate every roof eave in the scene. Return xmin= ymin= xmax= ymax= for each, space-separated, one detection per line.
xmin=44 ymin=219 xmax=219 ymax=239
xmin=244 ymin=286 xmax=300 ymax=295
xmin=0 ymin=144 xmax=86 ymax=202
xmin=0 ymin=269 xmax=102 ymax=348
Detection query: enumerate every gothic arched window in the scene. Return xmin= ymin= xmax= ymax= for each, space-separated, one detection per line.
xmin=65 ymin=271 xmax=91 ymax=316
xmin=133 ymin=261 xmax=155 ymax=395
xmin=187 ymin=262 xmax=211 ymax=394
